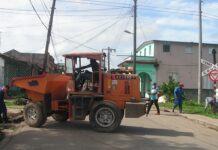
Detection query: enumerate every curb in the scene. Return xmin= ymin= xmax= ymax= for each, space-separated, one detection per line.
xmin=162 ymin=108 xmax=218 ymax=131
xmin=179 ymin=114 xmax=218 ymax=132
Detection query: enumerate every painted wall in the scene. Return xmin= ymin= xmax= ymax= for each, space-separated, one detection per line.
xmin=124 ymin=62 xmax=156 ymax=96
xmin=137 ymin=43 xmax=154 ymax=57
xmin=154 ymin=41 xmax=218 ymax=89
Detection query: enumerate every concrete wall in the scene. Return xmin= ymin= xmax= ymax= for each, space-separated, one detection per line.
xmin=154 ymin=41 xmax=218 ymax=89
xmin=184 ymin=89 xmax=213 ymax=101
xmin=4 ymin=50 xmax=56 ymax=72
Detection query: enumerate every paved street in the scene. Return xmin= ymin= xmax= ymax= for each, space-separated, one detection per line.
xmin=1 ymin=110 xmax=218 ymax=150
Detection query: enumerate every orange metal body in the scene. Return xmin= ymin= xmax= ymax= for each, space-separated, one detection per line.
xmin=103 ymin=73 xmax=141 ymax=109
xmin=12 ymin=52 xmax=142 ymax=114
xmin=12 ymin=73 xmax=71 ymax=110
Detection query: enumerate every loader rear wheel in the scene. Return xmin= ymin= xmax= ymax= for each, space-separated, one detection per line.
xmin=24 ymin=102 xmax=46 ymax=127
xmin=90 ymin=102 xmax=121 ymax=132
xmin=52 ymin=111 xmax=68 ymax=122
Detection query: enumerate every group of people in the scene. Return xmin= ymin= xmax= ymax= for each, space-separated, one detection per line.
xmin=146 ymin=82 xmax=184 ymax=116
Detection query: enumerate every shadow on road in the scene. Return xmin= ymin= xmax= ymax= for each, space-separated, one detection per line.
xmin=1 ymin=120 xmax=207 ymax=150
xmin=119 ymin=126 xmax=193 ymax=137
xmin=43 ymin=120 xmax=193 ymax=137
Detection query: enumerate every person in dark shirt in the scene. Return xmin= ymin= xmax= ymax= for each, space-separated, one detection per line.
xmin=173 ymin=83 xmax=184 ymax=113
xmin=0 ymin=85 xmax=10 ymax=123
xmin=75 ymin=59 xmax=100 ymax=90
xmin=90 ymin=59 xmax=99 ymax=72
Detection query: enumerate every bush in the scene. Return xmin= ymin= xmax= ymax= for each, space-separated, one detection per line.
xmin=13 ymin=93 xmax=28 ymax=105
xmin=160 ymin=77 xmax=179 ymax=102
xmin=14 ymin=98 xmax=27 ymax=105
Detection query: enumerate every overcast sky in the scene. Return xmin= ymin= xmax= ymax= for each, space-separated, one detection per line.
xmin=0 ymin=0 xmax=218 ymax=68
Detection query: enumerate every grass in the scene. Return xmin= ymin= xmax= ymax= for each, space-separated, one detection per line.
xmin=4 ymin=99 xmax=24 ymax=109
xmin=160 ymin=100 xmax=218 ymax=119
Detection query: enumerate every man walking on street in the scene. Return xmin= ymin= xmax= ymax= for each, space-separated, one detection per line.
xmin=173 ymin=83 xmax=184 ymax=113
xmin=146 ymin=83 xmax=160 ymax=116
xmin=0 ymin=85 xmax=10 ymax=123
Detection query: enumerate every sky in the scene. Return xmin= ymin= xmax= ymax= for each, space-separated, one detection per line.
xmin=0 ymin=0 xmax=218 ymax=68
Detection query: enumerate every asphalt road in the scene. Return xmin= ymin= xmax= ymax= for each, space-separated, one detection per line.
xmin=1 ymin=110 xmax=218 ymax=150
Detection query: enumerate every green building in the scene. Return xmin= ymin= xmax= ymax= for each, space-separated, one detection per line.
xmin=118 ymin=41 xmax=158 ymax=97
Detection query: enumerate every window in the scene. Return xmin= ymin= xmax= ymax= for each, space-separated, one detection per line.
xmin=209 ymin=48 xmax=215 ymax=54
xmin=66 ymin=58 xmax=73 ymax=73
xmin=185 ymin=46 xmax=192 ymax=54
xmin=169 ymin=72 xmax=178 ymax=81
xmin=144 ymin=48 xmax=146 ymax=56
xmin=163 ymin=44 xmax=170 ymax=52
xmin=149 ymin=46 xmax=152 ymax=56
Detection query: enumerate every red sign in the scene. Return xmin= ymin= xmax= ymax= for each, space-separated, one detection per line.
xmin=209 ymin=69 xmax=218 ymax=82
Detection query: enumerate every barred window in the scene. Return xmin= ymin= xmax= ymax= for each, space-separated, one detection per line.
xmin=163 ymin=44 xmax=170 ymax=52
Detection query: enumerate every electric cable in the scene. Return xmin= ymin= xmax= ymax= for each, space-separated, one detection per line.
xmin=29 ymin=0 xmax=48 ymax=29
xmin=71 ymin=10 xmax=131 ymax=50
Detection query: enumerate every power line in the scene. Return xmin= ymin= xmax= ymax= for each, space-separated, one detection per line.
xmin=39 ymin=0 xmax=50 ymax=18
xmin=71 ymin=11 xmax=130 ymax=50
xmin=138 ymin=18 xmax=146 ymax=41
xmin=0 ymin=7 xmax=130 ymax=13
xmin=52 ymin=32 xmax=99 ymax=51
xmin=138 ymin=7 xmax=198 ymax=16
xmin=139 ymin=4 xmax=197 ymax=14
xmin=80 ymin=0 xmax=131 ymax=6
xmin=58 ymin=7 xmax=129 ymax=12
xmin=53 ymin=17 xmax=123 ymax=46
xmin=1 ymin=4 xmax=218 ymax=21
xmin=58 ymin=0 xmax=131 ymax=8
xmin=112 ymin=14 xmax=132 ymax=48
xmin=0 ymin=17 xmax=119 ymax=29
xmin=111 ymin=0 xmax=132 ymax=47
xmin=50 ymin=34 xmax=59 ymax=63
xmin=29 ymin=0 xmax=48 ymax=29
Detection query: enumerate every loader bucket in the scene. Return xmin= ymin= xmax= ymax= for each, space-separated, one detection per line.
xmin=11 ymin=73 xmax=71 ymax=102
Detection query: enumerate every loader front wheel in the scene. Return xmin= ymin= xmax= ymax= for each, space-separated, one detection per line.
xmin=24 ymin=102 xmax=46 ymax=127
xmin=52 ymin=111 xmax=68 ymax=122
xmin=90 ymin=102 xmax=121 ymax=132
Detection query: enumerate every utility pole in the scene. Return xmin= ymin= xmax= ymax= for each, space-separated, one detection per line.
xmin=133 ymin=0 xmax=137 ymax=74
xmin=198 ymin=0 xmax=202 ymax=105
xmin=43 ymin=0 xmax=56 ymax=72
xmin=212 ymin=49 xmax=217 ymax=104
xmin=102 ymin=47 xmax=116 ymax=72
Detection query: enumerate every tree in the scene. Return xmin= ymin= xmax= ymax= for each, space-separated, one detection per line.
xmin=160 ymin=77 xmax=179 ymax=102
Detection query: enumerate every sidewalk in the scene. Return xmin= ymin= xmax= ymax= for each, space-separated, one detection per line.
xmin=161 ymin=108 xmax=218 ymax=131
xmin=178 ymin=113 xmax=218 ymax=131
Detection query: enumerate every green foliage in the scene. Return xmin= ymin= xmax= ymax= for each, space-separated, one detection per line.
xmin=160 ymin=101 xmax=218 ymax=119
xmin=14 ymin=98 xmax=27 ymax=105
xmin=13 ymin=93 xmax=27 ymax=105
xmin=160 ymin=78 xmax=179 ymax=102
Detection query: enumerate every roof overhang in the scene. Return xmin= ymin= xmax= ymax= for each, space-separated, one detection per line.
xmin=118 ymin=60 xmax=158 ymax=67
xmin=63 ymin=52 xmax=106 ymax=60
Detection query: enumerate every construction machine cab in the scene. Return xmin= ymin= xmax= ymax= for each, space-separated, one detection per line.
xmin=64 ymin=52 xmax=106 ymax=94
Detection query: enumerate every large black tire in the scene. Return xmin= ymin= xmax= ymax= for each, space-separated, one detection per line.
xmin=24 ymin=102 xmax=47 ymax=127
xmin=89 ymin=101 xmax=122 ymax=132
xmin=52 ymin=111 xmax=68 ymax=122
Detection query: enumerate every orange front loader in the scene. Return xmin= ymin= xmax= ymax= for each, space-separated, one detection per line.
xmin=12 ymin=52 xmax=147 ymax=132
